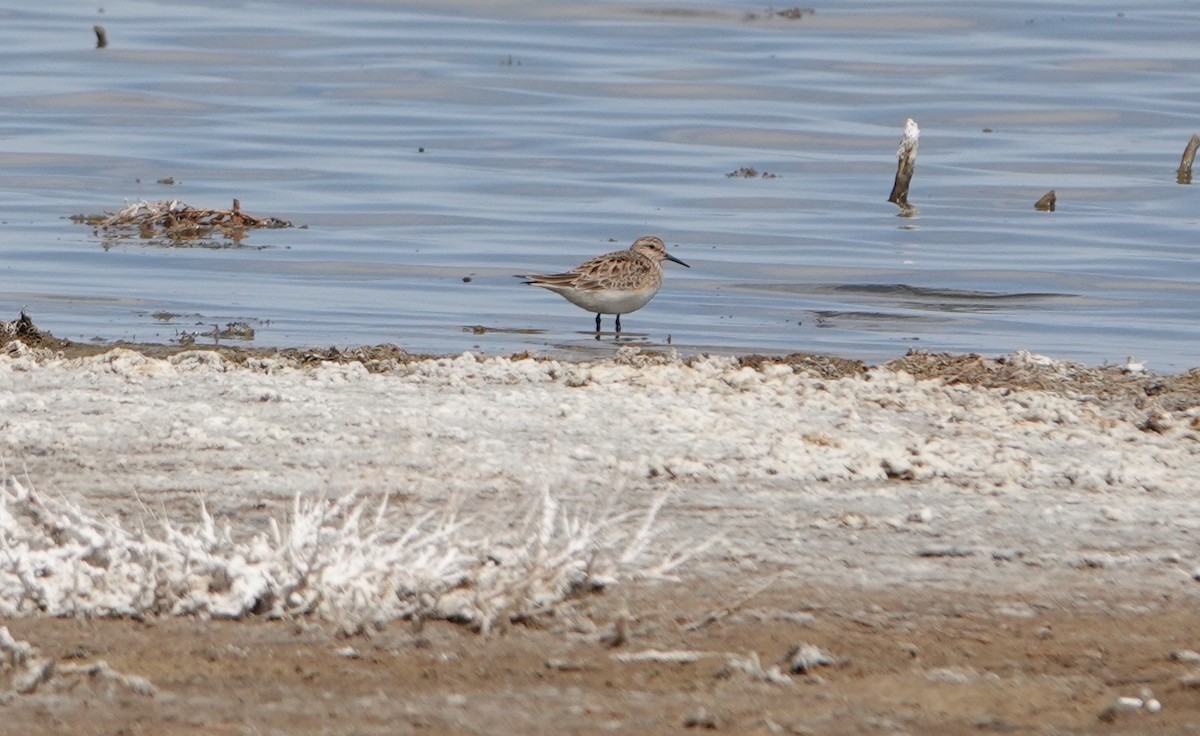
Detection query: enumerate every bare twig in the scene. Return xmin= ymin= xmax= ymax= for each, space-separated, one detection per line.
xmin=612 ymin=649 xmax=709 ymax=664
xmin=1 ymin=627 xmax=154 ymax=696
xmin=56 ymin=661 xmax=156 ymax=696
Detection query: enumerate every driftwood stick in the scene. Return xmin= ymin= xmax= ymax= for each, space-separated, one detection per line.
xmin=1177 ymin=134 xmax=1199 ymax=184
xmin=888 ymin=118 xmax=919 ymax=216
xmin=93 ymin=25 xmax=107 ymax=49
xmin=1034 ymin=190 xmax=1056 ymax=212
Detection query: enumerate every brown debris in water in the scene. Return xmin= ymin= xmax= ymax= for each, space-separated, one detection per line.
xmin=71 ymin=198 xmax=291 ymax=246
xmin=726 ymin=166 xmax=778 ymax=179
xmin=745 ymin=7 xmax=815 ymax=22
xmin=0 ymin=311 xmax=72 ymax=352
xmin=196 ymin=322 xmax=257 ymax=342
xmin=1 ymin=312 xmax=43 ymax=343
xmin=775 ymin=7 xmax=815 ymax=20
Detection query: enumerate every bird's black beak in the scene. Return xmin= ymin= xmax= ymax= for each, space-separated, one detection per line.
xmin=665 ymin=252 xmax=690 ymax=268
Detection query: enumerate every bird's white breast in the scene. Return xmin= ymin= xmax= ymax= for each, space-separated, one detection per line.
xmin=555 ymin=285 xmax=659 ymax=315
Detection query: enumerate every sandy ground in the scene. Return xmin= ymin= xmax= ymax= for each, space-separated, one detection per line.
xmin=4 ymin=584 xmax=1199 ymax=735
xmin=2 ymin=319 xmax=1200 ymax=734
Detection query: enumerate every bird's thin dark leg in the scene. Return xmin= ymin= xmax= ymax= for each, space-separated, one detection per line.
xmin=595 ymin=313 xmax=602 ymax=333
xmin=615 ymin=314 xmax=622 ymax=333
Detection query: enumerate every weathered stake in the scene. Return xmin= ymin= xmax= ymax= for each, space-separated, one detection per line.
xmin=888 ymin=118 xmax=919 ymax=216
xmin=93 ymin=25 xmax=107 ymax=49
xmin=1034 ymin=190 xmax=1056 ymax=212
xmin=1177 ymin=133 xmax=1199 ymax=184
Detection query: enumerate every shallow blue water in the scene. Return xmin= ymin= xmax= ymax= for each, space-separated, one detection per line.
xmin=2 ymin=1 xmax=1199 ymax=369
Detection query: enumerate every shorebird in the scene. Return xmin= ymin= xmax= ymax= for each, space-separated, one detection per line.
xmin=518 ymin=236 xmax=689 ymax=333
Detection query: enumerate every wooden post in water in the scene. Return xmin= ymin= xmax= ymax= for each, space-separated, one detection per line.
xmin=888 ymin=118 xmax=919 ymax=216
xmin=1177 ymin=134 xmax=1199 ymax=184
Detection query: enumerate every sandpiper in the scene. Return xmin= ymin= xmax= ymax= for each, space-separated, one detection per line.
xmin=518 ymin=236 xmax=689 ymax=333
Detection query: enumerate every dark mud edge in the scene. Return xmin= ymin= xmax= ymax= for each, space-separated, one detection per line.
xmin=5 ymin=311 xmax=1199 ymax=413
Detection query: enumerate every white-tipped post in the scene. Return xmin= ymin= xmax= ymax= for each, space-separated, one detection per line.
xmin=888 ymin=118 xmax=920 ymax=216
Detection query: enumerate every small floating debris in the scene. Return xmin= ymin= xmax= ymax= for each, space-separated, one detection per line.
xmin=726 ymin=166 xmax=777 ymax=179
xmin=178 ymin=321 xmax=259 ymax=345
xmin=775 ymin=7 xmax=815 ymax=20
xmin=461 ymin=325 xmax=542 ymax=336
xmin=200 ymin=322 xmax=256 ymax=341
xmin=93 ymin=25 xmax=107 ymax=49
xmin=1035 ymin=190 xmax=1057 ymax=211
xmin=745 ymin=7 xmax=815 ymax=22
xmin=71 ymin=198 xmax=291 ymax=247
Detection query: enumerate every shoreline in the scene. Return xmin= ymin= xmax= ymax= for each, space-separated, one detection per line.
xmin=5 ymin=322 xmax=1197 ymax=603
xmin=6 ymin=309 xmax=1198 ymax=382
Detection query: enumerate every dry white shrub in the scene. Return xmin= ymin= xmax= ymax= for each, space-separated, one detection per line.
xmin=0 ymin=477 xmax=697 ymax=632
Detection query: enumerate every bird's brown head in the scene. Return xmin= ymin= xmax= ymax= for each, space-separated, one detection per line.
xmin=630 ymin=236 xmax=689 ymax=268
